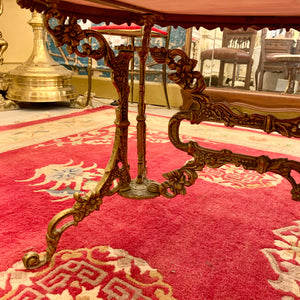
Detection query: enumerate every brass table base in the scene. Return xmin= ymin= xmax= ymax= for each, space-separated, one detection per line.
xmin=20 ymin=5 xmax=300 ymax=270
xmin=118 ymin=178 xmax=160 ymax=199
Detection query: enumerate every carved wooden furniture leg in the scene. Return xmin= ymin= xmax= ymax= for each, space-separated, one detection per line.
xmin=150 ymin=47 xmax=300 ymax=201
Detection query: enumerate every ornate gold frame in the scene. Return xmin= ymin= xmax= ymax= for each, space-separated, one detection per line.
xmin=22 ymin=4 xmax=300 ymax=269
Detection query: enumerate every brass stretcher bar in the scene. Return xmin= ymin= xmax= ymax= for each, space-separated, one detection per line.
xmin=16 ymin=0 xmax=300 ymax=269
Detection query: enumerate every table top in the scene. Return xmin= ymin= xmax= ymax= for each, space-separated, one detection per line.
xmin=16 ymin=0 xmax=300 ymax=30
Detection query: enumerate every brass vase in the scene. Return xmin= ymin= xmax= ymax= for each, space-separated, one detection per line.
xmin=6 ymin=11 xmax=76 ymax=103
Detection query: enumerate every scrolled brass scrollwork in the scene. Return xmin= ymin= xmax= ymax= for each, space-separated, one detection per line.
xmin=22 ymin=5 xmax=135 ymax=269
xmin=150 ymin=48 xmax=300 ymax=201
xmin=150 ymin=47 xmax=206 ymax=93
xmin=159 ymin=166 xmax=198 ymax=198
xmin=159 ymin=138 xmax=300 ymax=200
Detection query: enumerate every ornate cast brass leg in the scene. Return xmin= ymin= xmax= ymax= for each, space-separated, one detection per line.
xmin=22 ymin=5 xmax=300 ymax=270
xmin=22 ymin=7 xmax=162 ymax=269
xmin=150 ymin=47 xmax=300 ymax=201
xmin=23 ymin=7 xmax=134 ymax=269
xmin=118 ymin=15 xmax=160 ymax=199
xmin=161 ymin=110 xmax=300 ymax=200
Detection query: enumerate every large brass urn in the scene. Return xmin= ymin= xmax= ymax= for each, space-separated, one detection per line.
xmin=6 ymin=12 xmax=76 ymax=103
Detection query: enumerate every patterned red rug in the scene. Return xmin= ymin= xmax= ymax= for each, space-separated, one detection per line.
xmin=0 ymin=106 xmax=300 ymax=299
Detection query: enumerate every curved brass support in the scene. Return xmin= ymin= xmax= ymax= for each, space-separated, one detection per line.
xmin=23 ymin=124 xmax=135 ymax=269
xmin=23 ymin=208 xmax=75 ymax=269
xmin=150 ymin=48 xmax=300 ymax=200
xmin=23 ymin=6 xmax=134 ymax=269
xmin=160 ymin=125 xmax=300 ymax=201
xmin=43 ymin=6 xmax=134 ymax=194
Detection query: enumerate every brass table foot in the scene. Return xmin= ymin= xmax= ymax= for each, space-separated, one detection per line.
xmin=22 ymin=207 xmax=77 ymax=269
xmin=118 ymin=178 xmax=160 ymax=199
xmin=20 ymin=8 xmax=137 ymax=270
xmin=23 ymin=251 xmax=49 ymax=270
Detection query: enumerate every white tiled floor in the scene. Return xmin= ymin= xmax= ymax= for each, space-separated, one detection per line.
xmin=0 ymin=97 xmax=178 ymax=126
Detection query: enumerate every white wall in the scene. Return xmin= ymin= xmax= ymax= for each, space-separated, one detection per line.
xmin=0 ymin=0 xmax=32 ymax=72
